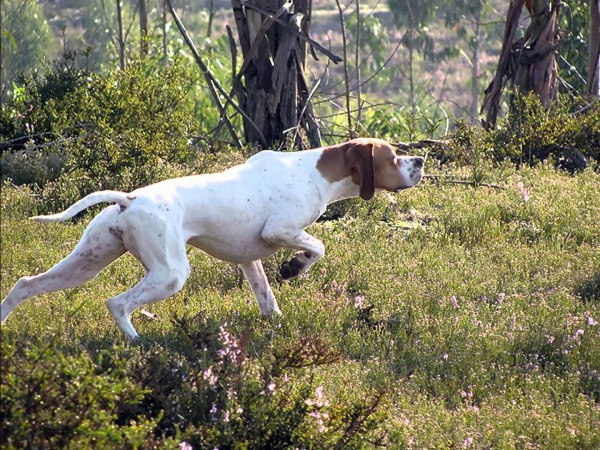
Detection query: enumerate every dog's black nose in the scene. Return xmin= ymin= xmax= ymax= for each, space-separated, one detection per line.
xmin=413 ymin=157 xmax=424 ymax=168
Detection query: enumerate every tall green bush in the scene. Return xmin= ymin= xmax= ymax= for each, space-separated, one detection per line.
xmin=1 ymin=52 xmax=201 ymax=211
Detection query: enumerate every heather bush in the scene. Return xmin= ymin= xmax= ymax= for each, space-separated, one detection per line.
xmin=441 ymin=94 xmax=600 ymax=170
xmin=2 ymin=155 xmax=598 ymax=448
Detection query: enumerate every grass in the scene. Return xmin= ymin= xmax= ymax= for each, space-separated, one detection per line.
xmin=1 ymin=161 xmax=599 ymax=448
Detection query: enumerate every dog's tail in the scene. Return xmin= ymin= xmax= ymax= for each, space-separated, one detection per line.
xmin=31 ymin=190 xmax=136 ymax=223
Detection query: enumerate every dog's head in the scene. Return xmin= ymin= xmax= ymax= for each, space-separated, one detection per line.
xmin=317 ymin=138 xmax=420 ymax=201
xmin=344 ymin=138 xmax=424 ymax=200
xmin=317 ymin=138 xmax=424 ymax=200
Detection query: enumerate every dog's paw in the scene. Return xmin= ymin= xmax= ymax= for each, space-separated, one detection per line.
xmin=279 ymin=257 xmax=305 ymax=280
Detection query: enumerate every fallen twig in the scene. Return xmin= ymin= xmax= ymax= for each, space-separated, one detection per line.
xmin=422 ymin=175 xmax=506 ymax=190
xmin=10 ymin=184 xmax=41 ymax=197
xmin=140 ymin=309 xmax=159 ymax=320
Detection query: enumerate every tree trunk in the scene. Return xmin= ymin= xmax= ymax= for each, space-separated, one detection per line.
xmin=116 ymin=0 xmax=125 ymax=69
xmin=207 ymin=0 xmax=216 ymax=38
xmin=408 ymin=28 xmax=415 ymax=115
xmin=162 ymin=0 xmax=168 ymax=66
xmin=589 ymin=0 xmax=600 ymax=95
xmin=139 ymin=0 xmax=149 ymax=55
xmin=481 ymin=0 xmax=561 ymax=128
xmin=469 ymin=11 xmax=481 ymax=124
xmin=230 ymin=0 xmax=322 ymax=149
xmin=0 ymin=0 xmax=5 ymax=101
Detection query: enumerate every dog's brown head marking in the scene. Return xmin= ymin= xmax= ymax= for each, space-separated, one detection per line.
xmin=316 ymin=138 xmax=376 ymax=200
xmin=316 ymin=138 xmax=421 ymax=200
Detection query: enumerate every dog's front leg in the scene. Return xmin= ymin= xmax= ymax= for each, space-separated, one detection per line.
xmin=261 ymin=225 xmax=325 ymax=280
xmin=239 ymin=260 xmax=282 ymax=316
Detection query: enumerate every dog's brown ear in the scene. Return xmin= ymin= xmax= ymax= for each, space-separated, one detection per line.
xmin=346 ymin=141 xmax=375 ymax=200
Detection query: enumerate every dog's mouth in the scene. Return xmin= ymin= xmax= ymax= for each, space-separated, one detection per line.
xmin=393 ymin=171 xmax=423 ymax=192
xmin=411 ymin=168 xmax=424 ymax=182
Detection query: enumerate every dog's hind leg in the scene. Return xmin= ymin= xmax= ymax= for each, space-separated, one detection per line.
xmin=1 ymin=207 xmax=127 ymax=323
xmin=104 ymin=211 xmax=190 ymax=339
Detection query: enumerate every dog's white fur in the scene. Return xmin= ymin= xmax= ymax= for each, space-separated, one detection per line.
xmin=1 ymin=138 xmax=424 ymax=339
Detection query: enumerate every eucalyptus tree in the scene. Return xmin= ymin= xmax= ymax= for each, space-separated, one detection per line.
xmin=481 ymin=0 xmax=563 ymax=129
xmin=387 ymin=0 xmax=441 ymax=113
xmin=230 ymin=0 xmax=341 ymax=148
xmin=444 ymin=0 xmax=501 ymax=123
xmin=1 ymin=1 xmax=58 ymax=102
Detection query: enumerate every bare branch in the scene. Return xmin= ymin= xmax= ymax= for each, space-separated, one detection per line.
xmin=166 ymin=0 xmax=243 ymax=148
xmin=335 ymin=0 xmax=353 ymax=136
xmin=422 ymin=175 xmax=506 ymax=190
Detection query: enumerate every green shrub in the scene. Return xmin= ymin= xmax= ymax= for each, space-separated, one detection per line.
xmin=0 ymin=316 xmax=392 ymax=448
xmin=494 ymin=93 xmax=600 ymax=166
xmin=0 ymin=151 xmax=67 ymax=186
xmin=436 ymin=94 xmax=600 ymax=170
xmin=1 ymin=51 xmax=200 ymax=211
xmin=0 ymin=337 xmax=159 ymax=449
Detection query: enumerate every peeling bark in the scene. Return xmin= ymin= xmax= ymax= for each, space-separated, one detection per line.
xmin=231 ymin=0 xmax=337 ymax=149
xmin=481 ymin=0 xmax=561 ymax=129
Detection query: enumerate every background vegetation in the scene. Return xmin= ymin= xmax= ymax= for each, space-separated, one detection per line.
xmin=1 ymin=0 xmax=599 ymax=448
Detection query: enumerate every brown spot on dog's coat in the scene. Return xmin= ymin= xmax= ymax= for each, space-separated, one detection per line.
xmin=316 ymin=142 xmax=353 ymax=183
xmin=316 ymin=138 xmax=381 ymax=200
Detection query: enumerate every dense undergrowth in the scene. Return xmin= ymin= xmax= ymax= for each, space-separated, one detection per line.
xmin=1 ymin=54 xmax=600 ymax=448
xmin=1 ymin=162 xmax=599 ymax=448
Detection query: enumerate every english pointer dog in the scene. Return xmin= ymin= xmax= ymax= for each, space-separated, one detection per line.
xmin=1 ymin=138 xmax=424 ymax=339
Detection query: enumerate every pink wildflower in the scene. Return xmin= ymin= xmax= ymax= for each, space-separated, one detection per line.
xmin=497 ymin=292 xmax=505 ymax=305
xmin=451 ymin=295 xmax=459 ymax=309
xmin=354 ymin=295 xmax=365 ymax=309
xmin=585 ymin=312 xmax=598 ymax=326
xmin=203 ymin=366 xmax=217 ymax=387
xmin=517 ymin=182 xmax=530 ymax=202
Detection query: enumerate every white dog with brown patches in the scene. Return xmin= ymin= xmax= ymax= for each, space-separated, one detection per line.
xmin=1 ymin=138 xmax=424 ymax=339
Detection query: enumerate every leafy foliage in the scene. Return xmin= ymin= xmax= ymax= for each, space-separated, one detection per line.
xmin=0 ymin=337 xmax=160 ymax=449
xmin=1 ymin=50 xmax=200 ymax=212
xmin=0 ymin=1 xmax=58 ymax=102
xmin=2 ymin=142 xmax=599 ymax=447
xmin=439 ymin=93 xmax=600 ymax=169
xmin=557 ymin=0 xmax=591 ymax=93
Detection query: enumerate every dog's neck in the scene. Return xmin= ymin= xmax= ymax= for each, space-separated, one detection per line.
xmin=315 ymin=144 xmax=363 ymax=203
xmin=322 ymin=177 xmax=361 ymax=204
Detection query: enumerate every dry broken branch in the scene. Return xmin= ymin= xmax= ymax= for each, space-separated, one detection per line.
xmin=166 ymin=0 xmax=243 ymax=148
xmin=422 ymin=175 xmax=506 ymax=190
